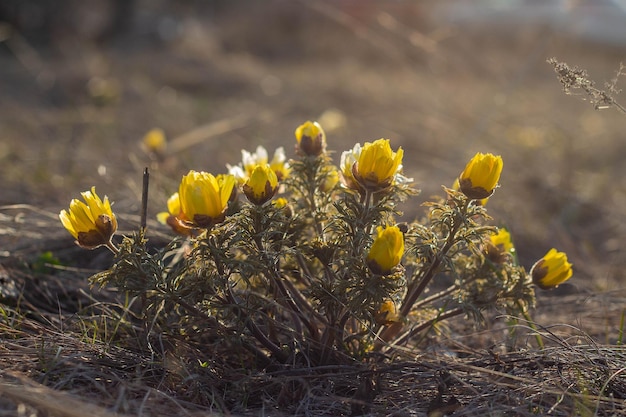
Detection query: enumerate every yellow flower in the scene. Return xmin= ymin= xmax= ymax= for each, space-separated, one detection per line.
xmin=458 ymin=152 xmax=503 ymax=200
xmin=367 ymin=225 xmax=405 ymax=275
xmin=157 ymin=192 xmax=195 ymax=236
xmin=375 ymin=300 xmax=401 ymax=325
xmin=531 ymin=248 xmax=573 ymax=290
xmin=295 ymin=120 xmax=326 ymax=156
xmin=243 ymin=164 xmax=279 ymax=205
xmin=490 ymin=228 xmax=513 ymax=253
xmin=243 ymin=146 xmax=268 ymax=173
xmin=59 ymin=186 xmax=117 ymax=249
xmin=228 ymin=146 xmax=289 ymax=183
xmin=484 ymin=227 xmax=514 ymax=263
xmin=142 ymin=128 xmax=167 ymax=154
xmin=319 ymin=166 xmax=339 ymax=193
xmin=178 ymin=170 xmax=235 ymax=228
xmin=273 ymin=197 xmax=288 ymax=209
xmin=339 ymin=143 xmax=363 ymax=192
xmin=269 ymin=146 xmax=290 ymax=180
xmin=354 ymin=138 xmax=404 ymax=191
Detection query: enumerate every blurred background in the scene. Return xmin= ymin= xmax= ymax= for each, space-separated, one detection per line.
xmin=1 ymin=0 xmax=625 ymax=340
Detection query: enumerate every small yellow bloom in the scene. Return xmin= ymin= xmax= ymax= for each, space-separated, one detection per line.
xmin=142 ymin=128 xmax=167 ymax=154
xmin=243 ymin=164 xmax=279 ymax=205
xmin=295 ymin=121 xmax=326 ymax=156
xmin=354 ymin=139 xmax=404 ymax=191
xmin=228 ymin=146 xmax=289 ymax=183
xmin=273 ymin=197 xmax=288 ymax=209
xmin=367 ymin=225 xmax=405 ymax=275
xmin=157 ymin=192 xmax=195 ymax=236
xmin=178 ymin=170 xmax=235 ymax=228
xmin=490 ymin=228 xmax=514 ymax=253
xmin=269 ymin=146 xmax=290 ymax=181
xmin=375 ymin=300 xmax=401 ymax=325
xmin=319 ymin=166 xmax=339 ymax=193
xmin=531 ymin=248 xmax=573 ymax=290
xmin=59 ymin=186 xmax=117 ymax=249
xmin=339 ymin=143 xmax=363 ymax=192
xmin=458 ymin=152 xmax=503 ymax=200
xmin=484 ymin=227 xmax=514 ymax=263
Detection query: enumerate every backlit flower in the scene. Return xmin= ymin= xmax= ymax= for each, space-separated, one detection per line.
xmin=269 ymin=146 xmax=290 ymax=180
xmin=178 ymin=170 xmax=235 ymax=228
xmin=375 ymin=300 xmax=401 ymax=325
xmin=485 ymin=227 xmax=514 ymax=263
xmin=490 ymin=228 xmax=513 ymax=253
xmin=243 ymin=164 xmax=279 ymax=205
xmin=59 ymin=186 xmax=117 ymax=249
xmin=227 ymin=145 xmax=289 ymax=183
xmin=142 ymin=128 xmax=167 ymax=154
xmin=531 ymin=248 xmax=573 ymax=290
xmin=353 ymin=139 xmax=404 ymax=191
xmin=319 ymin=166 xmax=339 ymax=193
xmin=367 ymin=225 xmax=405 ymax=275
xmin=157 ymin=192 xmax=195 ymax=236
xmin=295 ymin=120 xmax=326 ymax=156
xmin=458 ymin=152 xmax=503 ymax=200
xmin=339 ymin=143 xmax=363 ymax=192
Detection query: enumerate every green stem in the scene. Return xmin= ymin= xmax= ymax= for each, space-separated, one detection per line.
xmin=252 ymin=206 xmax=320 ymax=341
xmin=376 ymin=198 xmax=470 ymax=348
xmin=518 ymin=301 xmax=544 ymax=349
xmin=400 ymin=198 xmax=470 ymax=317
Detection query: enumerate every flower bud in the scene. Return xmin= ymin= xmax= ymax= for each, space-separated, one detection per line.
xmin=178 ymin=170 xmax=235 ymax=228
xmin=531 ymin=248 xmax=573 ymax=290
xmin=353 ymin=139 xmax=404 ymax=191
xmin=59 ymin=186 xmax=118 ymax=249
xmin=319 ymin=166 xmax=339 ymax=193
xmin=375 ymin=300 xmax=401 ymax=325
xmin=295 ymin=121 xmax=326 ymax=156
xmin=269 ymin=147 xmax=290 ymax=181
xmin=484 ymin=227 xmax=514 ymax=263
xmin=243 ymin=164 xmax=279 ymax=205
xmin=458 ymin=152 xmax=503 ymax=200
xmin=367 ymin=225 xmax=405 ymax=275
xmin=142 ymin=128 xmax=167 ymax=155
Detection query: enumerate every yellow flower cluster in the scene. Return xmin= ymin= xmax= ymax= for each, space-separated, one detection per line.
xmin=59 ymin=119 xmax=574 ymax=360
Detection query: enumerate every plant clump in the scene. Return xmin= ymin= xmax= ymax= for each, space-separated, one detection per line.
xmin=59 ymin=121 xmax=574 ymax=404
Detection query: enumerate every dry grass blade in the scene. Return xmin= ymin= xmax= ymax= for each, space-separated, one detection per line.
xmin=0 ymin=371 xmax=128 ymax=417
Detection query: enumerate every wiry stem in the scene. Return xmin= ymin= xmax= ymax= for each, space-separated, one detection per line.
xmin=105 ymin=240 xmax=120 ymax=255
xmin=376 ymin=198 xmax=470 ymax=348
xmin=390 ymin=307 xmax=465 ymax=349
